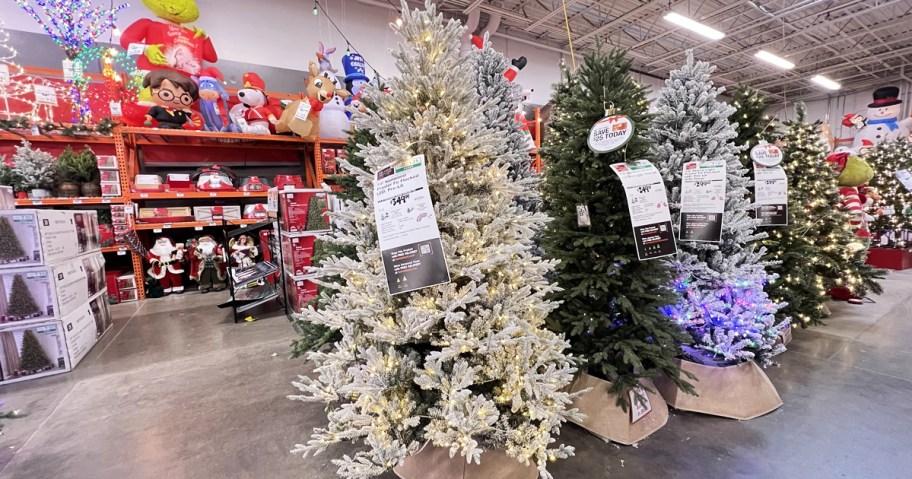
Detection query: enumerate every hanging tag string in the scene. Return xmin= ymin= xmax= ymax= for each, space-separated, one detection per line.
xmin=561 ymin=0 xmax=576 ymax=70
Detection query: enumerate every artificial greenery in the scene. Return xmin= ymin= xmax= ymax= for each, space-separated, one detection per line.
xmin=0 ymin=116 xmax=117 ymax=137
xmin=730 ymin=85 xmax=779 ymax=165
xmin=55 ymin=146 xmax=100 ymax=183
xmin=540 ymin=49 xmax=693 ymax=407
xmin=11 ymin=141 xmax=55 ymax=191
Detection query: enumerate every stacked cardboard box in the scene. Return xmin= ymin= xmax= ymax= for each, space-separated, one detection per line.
xmin=277 ymin=189 xmax=331 ymax=313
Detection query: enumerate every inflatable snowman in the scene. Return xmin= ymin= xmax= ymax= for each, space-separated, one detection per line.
xmin=843 ymin=86 xmax=912 ymax=151
xmin=319 ymin=86 xmax=351 ymax=139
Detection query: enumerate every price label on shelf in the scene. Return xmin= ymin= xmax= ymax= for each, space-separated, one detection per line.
xmin=140 ymin=193 xmax=149 ymax=198
xmin=173 ymin=192 xmax=184 ymax=197
xmin=163 ymin=223 xmax=172 ymax=229
xmin=102 ymin=199 xmax=111 ymax=204
xmin=209 ymin=192 xmax=217 ymax=197
xmin=243 ymin=192 xmax=251 ymax=196
xmin=72 ymin=199 xmax=83 ymax=204
xmin=153 ymin=228 xmax=162 ymax=233
xmin=194 ymin=226 xmax=203 ymax=231
xmin=117 ymin=250 xmax=127 ymax=256
xmin=32 ymin=200 xmax=42 ymax=205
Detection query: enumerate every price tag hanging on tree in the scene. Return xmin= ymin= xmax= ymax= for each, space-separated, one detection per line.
xmin=610 ymin=161 xmax=677 ymax=260
xmin=576 ymin=203 xmax=591 ymax=227
xmin=754 ymin=163 xmax=789 ymax=226
xmin=750 ymin=141 xmax=784 ymax=167
xmin=588 ymin=100 xmax=634 ymax=154
xmin=679 ymin=160 xmax=726 ymax=243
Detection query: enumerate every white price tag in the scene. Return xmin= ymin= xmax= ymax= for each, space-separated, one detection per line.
xmin=588 ymin=114 xmax=634 ymax=153
xmin=576 ymin=203 xmax=591 ymax=227
xmin=0 ymin=64 xmax=9 ymax=86
xmin=194 ymin=226 xmax=203 ymax=231
xmin=243 ymin=192 xmax=251 ymax=196
xmin=62 ymin=59 xmax=74 ymax=81
xmin=110 ymin=101 xmax=123 ymax=117
xmin=294 ymin=101 xmax=312 ymax=121
xmin=176 ymin=192 xmax=185 ymax=197
xmin=140 ymin=193 xmax=149 ymax=198
xmin=153 ymin=228 xmax=163 ymax=233
xmin=72 ymin=199 xmax=83 ymax=204
xmin=127 ymin=43 xmax=145 ymax=56
xmin=32 ymin=200 xmax=42 ymax=205
xmin=33 ymin=84 xmax=58 ymax=106
xmin=163 ymin=223 xmax=172 ymax=229
xmin=117 ymin=250 xmax=127 ymax=256
xmin=209 ymin=192 xmax=217 ymax=197
xmin=236 ymin=117 xmax=248 ymax=129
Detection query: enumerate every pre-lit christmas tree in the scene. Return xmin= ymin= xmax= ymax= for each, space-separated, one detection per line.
xmin=867 ymin=139 xmax=912 ymax=245
xmin=540 ymin=49 xmax=692 ymax=404
xmin=765 ymin=103 xmax=883 ymax=326
xmin=7 ymin=275 xmax=40 ymax=318
xmin=290 ymin=3 xmax=578 ymax=478
xmin=18 ymin=329 xmax=51 ymax=372
xmin=650 ymin=52 xmax=787 ymax=366
xmin=0 ymin=217 xmax=27 ymax=263
xmin=730 ymin=85 xmax=778 ymax=165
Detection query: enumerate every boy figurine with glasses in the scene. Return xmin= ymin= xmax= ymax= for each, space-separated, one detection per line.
xmin=142 ymin=70 xmax=200 ymax=129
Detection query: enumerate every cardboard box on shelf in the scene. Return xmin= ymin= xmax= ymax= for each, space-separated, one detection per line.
xmin=0 ymin=210 xmax=100 ymax=268
xmin=100 ymin=182 xmax=122 ymax=197
xmin=0 ymin=186 xmax=14 ymax=210
xmin=137 ymin=207 xmax=193 ymax=223
xmin=243 ymin=204 xmax=269 ymax=220
xmin=61 ymin=292 xmax=112 ymax=368
xmin=0 ymin=253 xmax=101 ymax=327
xmin=284 ymin=273 xmax=318 ymax=314
xmin=105 ymin=270 xmax=122 ymax=304
xmin=118 ymin=288 xmax=138 ymax=303
xmin=321 ymin=148 xmax=337 ymax=175
xmin=96 ymin=155 xmax=117 ymax=169
xmin=0 ymin=320 xmax=70 ymax=385
xmin=280 ymin=232 xmax=320 ymax=276
xmin=116 ymin=274 xmax=136 ymax=291
xmin=193 ymin=205 xmax=242 ymax=222
xmin=278 ymin=189 xmax=330 ymax=233
xmin=99 ymin=170 xmax=120 ymax=183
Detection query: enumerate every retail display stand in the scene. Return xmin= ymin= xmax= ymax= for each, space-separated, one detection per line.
xmin=218 ymin=220 xmax=283 ymax=322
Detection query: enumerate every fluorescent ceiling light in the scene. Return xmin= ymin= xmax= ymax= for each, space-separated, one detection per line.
xmin=810 ymin=74 xmax=840 ymax=90
xmin=663 ymin=12 xmax=725 ymax=40
xmin=755 ymin=50 xmax=795 ymax=70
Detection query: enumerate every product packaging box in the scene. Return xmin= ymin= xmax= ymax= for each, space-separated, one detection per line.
xmin=278 ymin=189 xmax=330 ymax=233
xmin=193 ymin=205 xmax=242 ymax=222
xmin=105 ymin=270 xmax=122 ymax=304
xmin=0 ymin=186 xmax=14 ymax=210
xmin=116 ymin=274 xmax=136 ymax=291
xmin=61 ymin=292 xmax=112 ymax=368
xmin=0 ymin=320 xmax=70 ymax=384
xmin=119 ymin=288 xmax=138 ymax=303
xmin=137 ymin=207 xmax=193 ymax=223
xmin=243 ymin=204 xmax=269 ymax=220
xmin=321 ymin=148 xmax=337 ymax=175
xmin=0 ymin=210 xmax=100 ymax=268
xmin=0 ymin=253 xmax=101 ymax=327
xmin=284 ymin=273 xmax=318 ymax=314
xmin=99 ymin=170 xmax=120 ymax=183
xmin=280 ymin=232 xmax=320 ymax=276
xmin=100 ymin=182 xmax=122 ymax=197
xmin=96 ymin=155 xmax=117 ymax=169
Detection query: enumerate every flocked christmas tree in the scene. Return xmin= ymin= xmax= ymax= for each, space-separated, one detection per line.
xmin=7 ymin=274 xmax=40 ymax=318
xmin=18 ymin=329 xmax=51 ymax=372
xmin=540 ymin=49 xmax=692 ymax=404
xmin=649 ymin=52 xmax=787 ymax=366
xmin=11 ymin=141 xmax=55 ymax=192
xmin=867 ymin=138 xmax=912 ymax=245
xmin=730 ymin=85 xmax=779 ymax=165
xmin=0 ymin=217 xmax=26 ymax=263
xmin=290 ymin=3 xmax=578 ymax=478
xmin=469 ymin=33 xmax=538 ymax=212
xmin=764 ymin=103 xmax=883 ymax=326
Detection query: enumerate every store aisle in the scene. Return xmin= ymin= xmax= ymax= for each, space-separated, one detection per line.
xmin=1 ymin=272 xmax=911 ymax=479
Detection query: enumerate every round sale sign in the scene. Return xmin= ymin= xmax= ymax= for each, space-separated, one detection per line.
xmin=750 ymin=143 xmax=784 ymax=166
xmin=588 ymin=115 xmax=635 ymax=153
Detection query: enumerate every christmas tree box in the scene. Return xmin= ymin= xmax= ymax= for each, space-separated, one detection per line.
xmin=278 ymin=189 xmax=331 ymax=234
xmin=61 ymin=292 xmax=113 ymax=368
xmin=0 ymin=320 xmax=70 ymax=385
xmin=280 ymin=232 xmax=323 ymax=277
xmin=96 ymin=155 xmax=117 ymax=169
xmin=284 ymin=272 xmax=318 ymax=314
xmin=99 ymin=170 xmax=120 ymax=183
xmin=0 ymin=254 xmax=97 ymax=327
xmin=0 ymin=210 xmax=99 ymax=268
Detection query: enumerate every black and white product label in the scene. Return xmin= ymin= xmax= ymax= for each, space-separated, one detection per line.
xmin=374 ymin=154 xmax=451 ymax=295
xmin=629 ymin=386 xmax=653 ymax=424
xmin=754 ymin=163 xmax=789 ymax=226
xmin=611 ymin=161 xmax=677 ymax=261
xmin=576 ymin=203 xmax=591 ymax=227
xmin=679 ymin=160 xmax=726 ymax=243
xmin=896 ymin=169 xmax=912 ymax=192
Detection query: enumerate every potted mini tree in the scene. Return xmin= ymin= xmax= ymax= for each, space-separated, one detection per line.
xmin=77 ymin=147 xmax=101 ymax=197
xmin=11 ymin=141 xmax=55 ymax=199
xmin=54 ymin=146 xmax=82 ymax=197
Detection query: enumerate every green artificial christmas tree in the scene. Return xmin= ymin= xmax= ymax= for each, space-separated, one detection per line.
xmin=867 ymin=139 xmax=912 ymax=246
xmin=290 ymin=3 xmax=579 ymax=478
xmin=730 ymin=85 xmax=779 ymax=165
xmin=304 ymin=195 xmax=329 ymax=231
xmin=6 ymin=275 xmax=40 ymax=318
xmin=18 ymin=329 xmax=51 ymax=372
xmin=540 ymin=49 xmax=693 ymax=405
xmin=0 ymin=217 xmax=26 ymax=263
xmin=765 ymin=103 xmax=883 ymax=327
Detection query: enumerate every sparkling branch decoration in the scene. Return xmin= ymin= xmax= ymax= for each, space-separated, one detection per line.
xmin=289 ymin=2 xmax=579 ymax=478
xmin=15 ymin=0 xmax=129 ymax=122
xmin=0 ymin=21 xmax=37 ymax=120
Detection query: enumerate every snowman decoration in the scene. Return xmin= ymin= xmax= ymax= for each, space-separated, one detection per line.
xmin=843 ymin=86 xmax=912 ymax=151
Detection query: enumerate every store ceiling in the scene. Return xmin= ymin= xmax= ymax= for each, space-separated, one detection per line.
xmin=433 ymin=0 xmax=912 ymax=103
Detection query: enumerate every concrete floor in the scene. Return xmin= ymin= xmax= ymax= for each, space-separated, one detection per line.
xmin=1 ymin=272 xmax=911 ymax=479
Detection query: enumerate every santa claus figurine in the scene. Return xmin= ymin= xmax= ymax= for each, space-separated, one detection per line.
xmin=189 ymin=235 xmax=226 ymax=293
xmin=147 ymin=236 xmax=185 ymax=295
xmin=843 ymin=86 xmax=912 ymax=151
xmin=229 ymin=235 xmax=258 ymax=268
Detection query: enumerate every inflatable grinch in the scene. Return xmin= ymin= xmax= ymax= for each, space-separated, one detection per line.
xmin=120 ymin=0 xmax=218 ymax=78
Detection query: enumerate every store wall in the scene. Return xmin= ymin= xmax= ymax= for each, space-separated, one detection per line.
xmin=0 ymin=0 xmax=568 ymax=104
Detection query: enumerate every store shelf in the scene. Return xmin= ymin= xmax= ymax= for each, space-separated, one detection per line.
xmin=130 ymin=191 xmax=269 ymax=200
xmin=121 ymin=127 xmax=318 ymax=148
xmin=0 ymin=131 xmax=115 ymax=144
xmin=16 ymin=197 xmax=126 ymax=206
xmin=132 ymin=219 xmax=260 ymax=231
xmin=101 ymin=245 xmax=132 ymax=254
xmin=318 ymin=138 xmax=349 ymax=146
xmin=230 ymin=261 xmax=279 ymax=286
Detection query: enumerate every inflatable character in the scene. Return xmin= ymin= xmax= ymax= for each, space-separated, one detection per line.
xmin=120 ymin=0 xmax=218 ymax=78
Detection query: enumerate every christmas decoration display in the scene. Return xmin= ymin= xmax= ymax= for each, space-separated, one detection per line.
xmin=18 ymin=328 xmax=51 ymax=373
xmin=196 ymin=67 xmax=231 ymax=132
xmin=517 ymin=89 xmax=537 ymax=152
xmin=11 ymin=140 xmax=55 ymax=197
xmin=342 ymin=51 xmax=370 ymax=97
xmin=147 ymin=236 xmax=185 ymax=295
xmin=764 ymin=103 xmax=883 ymax=326
xmin=189 ymin=235 xmax=226 ymax=293
xmin=539 ymin=49 xmax=693 ymax=405
xmin=120 ymin=0 xmax=217 ymax=77
xmin=142 ymin=70 xmax=201 ymax=130
xmin=0 ymin=21 xmax=37 ymax=121
xmin=276 ymin=63 xmax=339 ymax=140
xmin=468 ymin=33 xmax=537 ymax=212
xmin=290 ymin=3 xmax=579 ymax=478
xmin=6 ymin=275 xmax=41 ymax=320
xmin=825 ymin=151 xmax=876 ymax=237
xmin=318 ymin=85 xmax=352 ymax=140
xmin=317 ymin=42 xmax=338 ymax=74
xmin=730 ymin=85 xmax=779 ymax=166
xmin=237 ymin=72 xmax=278 ymax=135
xmin=842 ymin=86 xmax=912 ymax=151
xmin=868 ymin=139 xmax=912 ymax=245
xmin=229 ymin=235 xmax=258 ymax=268
xmin=0 ymin=217 xmax=27 ymax=264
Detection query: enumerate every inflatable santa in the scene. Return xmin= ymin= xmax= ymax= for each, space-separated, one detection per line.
xmin=147 ymin=236 xmax=185 ymax=294
xmin=843 ymin=86 xmax=912 ymax=151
